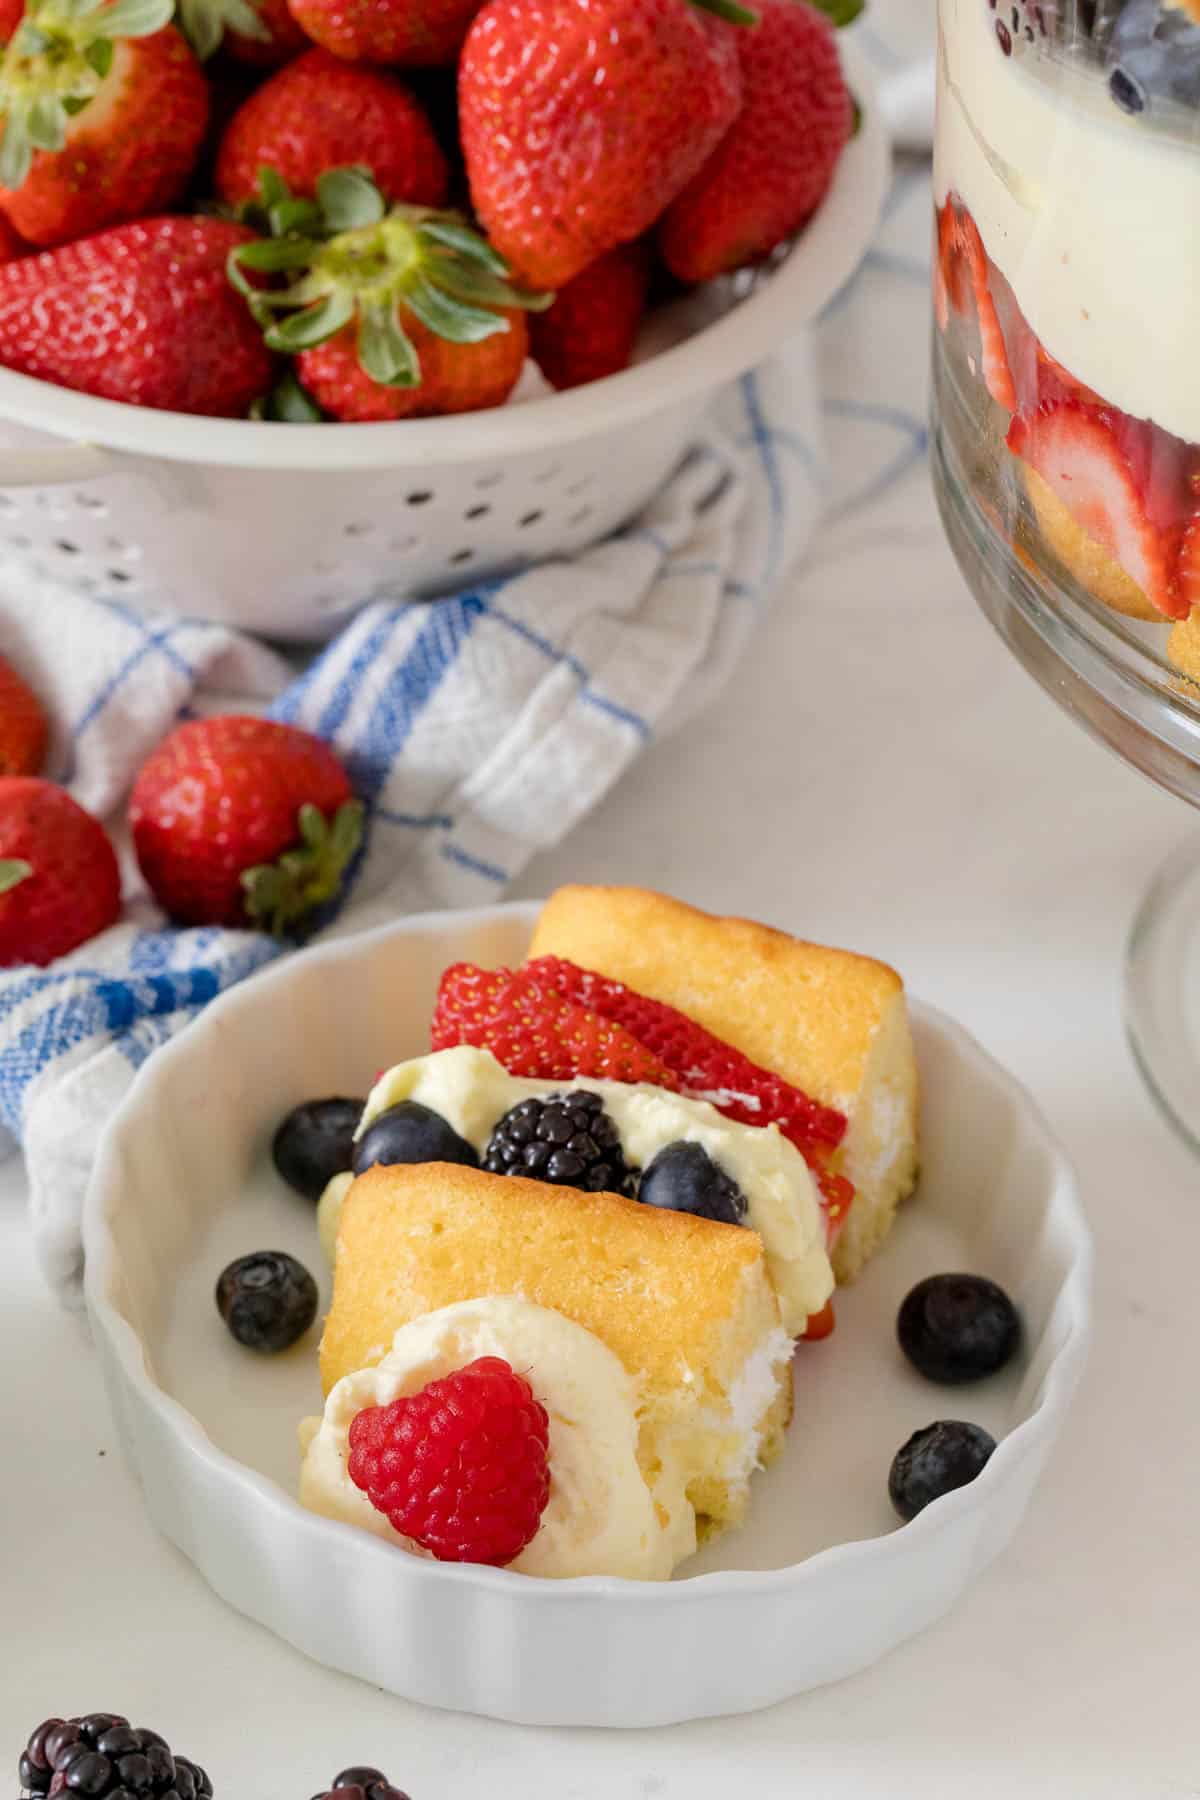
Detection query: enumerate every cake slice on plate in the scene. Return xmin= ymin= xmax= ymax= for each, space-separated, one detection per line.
xmin=527 ymin=884 xmax=919 ymax=1281
xmin=319 ymin=1159 xmax=793 ymax=1550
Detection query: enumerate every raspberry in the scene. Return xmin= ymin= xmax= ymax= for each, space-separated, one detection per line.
xmin=347 ymin=1357 xmax=551 ymax=1567
xmin=431 ymin=963 xmax=677 ymax=1089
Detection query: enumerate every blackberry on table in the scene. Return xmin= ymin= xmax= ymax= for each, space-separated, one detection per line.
xmin=18 ymin=1714 xmax=213 ymax=1798
xmin=483 ymin=1091 xmax=636 ymax=1196
xmin=311 ymin=1769 xmax=411 ymax=1800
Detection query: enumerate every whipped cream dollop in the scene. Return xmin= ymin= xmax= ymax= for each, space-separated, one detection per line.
xmin=333 ymin=1044 xmax=833 ymax=1332
xmin=299 ymin=1296 xmax=693 ymax=1581
xmin=935 ymin=0 xmax=1200 ymax=442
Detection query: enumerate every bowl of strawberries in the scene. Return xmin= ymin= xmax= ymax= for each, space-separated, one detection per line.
xmin=0 ymin=0 xmax=887 ymax=638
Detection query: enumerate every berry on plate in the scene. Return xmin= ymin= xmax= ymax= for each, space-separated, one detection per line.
xmin=347 ymin=1355 xmax=551 ymax=1565
xmin=0 ymin=654 xmax=48 ymax=776
xmin=937 ymin=199 xmax=1016 ymax=412
xmin=215 ymin=51 xmax=449 ymax=207
xmin=228 ymin=167 xmax=547 ymax=420
xmin=129 ymin=714 xmax=362 ymax=931
xmin=0 ymin=778 xmax=120 ymax=967
xmin=659 ymin=0 xmax=852 ymax=283
xmin=888 ymin=1420 xmax=997 ymax=1522
xmin=288 ymin=0 xmax=485 ymax=65
xmin=273 ymin=1096 xmax=365 ymax=1200
xmin=353 ymin=1099 xmax=480 ymax=1175
xmin=638 ymin=1139 xmax=747 ymax=1224
xmin=1007 ymin=398 xmax=1192 ymax=620
xmin=216 ymin=1248 xmax=319 ymax=1351
xmin=0 ymin=0 xmax=208 ymax=248
xmin=528 ymin=242 xmax=650 ymax=391
xmin=0 ymin=217 xmax=273 ymax=414
xmin=312 ymin=1770 xmax=411 ymax=1800
xmin=432 ymin=961 xmax=679 ymax=1088
xmin=483 ymin=1090 xmax=636 ymax=1194
xmin=458 ymin=0 xmax=752 ymax=289
xmin=18 ymin=1713 xmax=212 ymax=1799
xmin=897 ymin=1273 xmax=1020 ymax=1385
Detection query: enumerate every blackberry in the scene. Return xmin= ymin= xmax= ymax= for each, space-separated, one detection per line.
xmin=483 ymin=1091 xmax=636 ymax=1196
xmin=18 ymin=1714 xmax=212 ymax=1799
xmin=310 ymin=1769 xmax=411 ymax=1800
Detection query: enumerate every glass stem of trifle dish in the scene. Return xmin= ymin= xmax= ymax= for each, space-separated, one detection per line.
xmin=931 ymin=0 xmax=1200 ymax=1146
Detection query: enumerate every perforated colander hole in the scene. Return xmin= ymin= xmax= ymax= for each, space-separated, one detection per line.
xmin=449 ymin=548 xmax=475 ymax=566
xmin=406 ymin=490 xmax=433 ymax=507
xmin=55 ymin=539 xmax=80 ymax=555
xmin=518 ymin=510 xmax=544 ymax=528
xmin=533 ymin=463 xmax=562 ymax=485
xmin=107 ymin=568 xmax=133 ymax=585
xmin=564 ymin=474 xmax=595 ymax=498
xmin=464 ymin=503 xmax=490 ymax=520
xmin=74 ymin=492 xmax=108 ymax=515
xmin=568 ymin=506 xmax=594 ymax=529
xmin=474 ymin=471 xmax=504 ymax=490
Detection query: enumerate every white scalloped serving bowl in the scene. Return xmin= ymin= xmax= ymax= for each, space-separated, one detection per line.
xmin=83 ymin=902 xmax=1091 ymax=1729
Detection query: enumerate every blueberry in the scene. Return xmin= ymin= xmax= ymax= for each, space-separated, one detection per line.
xmin=216 ymin=1250 xmax=318 ymax=1352
xmin=897 ymin=1273 xmax=1020 ymax=1384
xmin=889 ymin=1420 xmax=997 ymax=1522
xmin=273 ymin=1097 xmax=365 ymax=1202
xmin=352 ymin=1100 xmax=480 ymax=1176
xmin=637 ymin=1141 xmax=747 ymax=1226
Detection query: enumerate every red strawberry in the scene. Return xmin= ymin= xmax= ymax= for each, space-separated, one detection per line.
xmin=0 ymin=656 xmax=47 ymax=776
xmin=298 ymin=311 xmax=527 ymax=421
xmin=0 ymin=8 xmax=208 ymax=249
xmin=0 ymin=778 xmax=120 ymax=967
xmin=287 ymin=0 xmax=484 ymax=64
xmin=801 ymin=1299 xmax=835 ymax=1340
xmin=0 ymin=210 xmax=25 ymax=262
xmin=215 ymin=50 xmax=449 ymax=208
xmin=230 ymin=171 xmax=543 ymax=420
xmin=528 ymin=244 xmax=649 ymax=392
xmin=0 ymin=218 xmax=273 ymax=415
xmin=348 ymin=1357 xmax=551 ymax=1567
xmin=459 ymin=0 xmax=748 ymax=290
xmin=659 ymin=0 xmax=851 ymax=283
xmin=947 ymin=204 xmax=1015 ymax=412
xmin=1008 ymin=399 xmax=1190 ymax=620
xmin=0 ymin=0 xmax=23 ymax=45
xmin=432 ymin=962 xmax=680 ymax=1088
xmin=129 ymin=715 xmax=362 ymax=931
xmin=1177 ymin=509 xmax=1200 ymax=615
xmin=933 ymin=196 xmax=969 ymax=330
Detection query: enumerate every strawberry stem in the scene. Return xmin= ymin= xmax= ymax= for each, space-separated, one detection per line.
xmin=689 ymin=0 xmax=759 ymax=24
xmin=240 ymin=798 xmax=363 ymax=936
xmin=0 ymin=858 xmax=32 ymax=896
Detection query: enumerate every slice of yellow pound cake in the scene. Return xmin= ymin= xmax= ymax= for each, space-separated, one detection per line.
xmin=528 ymin=885 xmax=920 ymax=1281
xmin=320 ymin=1160 xmax=793 ymax=1552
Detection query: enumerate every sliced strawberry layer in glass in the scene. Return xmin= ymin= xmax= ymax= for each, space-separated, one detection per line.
xmin=431 ymin=959 xmax=854 ymax=1243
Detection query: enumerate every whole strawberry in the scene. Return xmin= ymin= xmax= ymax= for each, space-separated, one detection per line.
xmin=215 ymin=50 xmax=449 ymax=208
xmin=129 ymin=715 xmax=363 ymax=932
xmin=288 ymin=0 xmax=483 ymax=64
xmin=528 ymin=243 xmax=649 ymax=391
xmin=659 ymin=0 xmax=852 ymax=282
xmin=0 ymin=217 xmax=273 ymax=414
xmin=459 ymin=0 xmax=750 ymax=290
xmin=229 ymin=168 xmax=545 ymax=420
xmin=0 ymin=779 xmax=120 ymax=967
xmin=0 ymin=655 xmax=47 ymax=775
xmin=0 ymin=0 xmax=208 ymax=249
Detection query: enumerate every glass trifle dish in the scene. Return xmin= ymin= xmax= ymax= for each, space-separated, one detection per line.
xmin=932 ymin=0 xmax=1200 ymax=1142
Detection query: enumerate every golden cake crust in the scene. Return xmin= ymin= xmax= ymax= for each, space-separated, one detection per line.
xmin=528 ymin=884 xmax=902 ymax=1114
xmin=320 ymin=1159 xmax=781 ymax=1403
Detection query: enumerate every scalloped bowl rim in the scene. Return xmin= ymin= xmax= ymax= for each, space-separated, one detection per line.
xmin=0 ymin=46 xmax=888 ymax=471
xmin=82 ymin=899 xmax=1093 ymax=1610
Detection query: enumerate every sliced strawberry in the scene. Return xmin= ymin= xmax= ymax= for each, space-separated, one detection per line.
xmin=951 ymin=207 xmax=1016 ymax=412
xmin=526 ymin=956 xmax=846 ymax=1152
xmin=935 ymin=198 xmax=970 ymax=328
xmin=1008 ymin=399 xmax=1189 ymax=620
xmin=1034 ymin=343 xmax=1103 ymax=410
xmin=432 ymin=963 xmax=678 ymax=1090
xmin=800 ymin=1299 xmax=836 ymax=1341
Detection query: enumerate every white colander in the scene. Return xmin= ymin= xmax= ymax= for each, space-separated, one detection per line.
xmin=0 ymin=49 xmax=887 ymax=642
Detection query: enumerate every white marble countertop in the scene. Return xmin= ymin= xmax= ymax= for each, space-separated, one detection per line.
xmin=5 ymin=167 xmax=1200 ymax=1796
